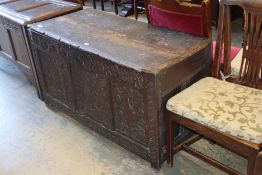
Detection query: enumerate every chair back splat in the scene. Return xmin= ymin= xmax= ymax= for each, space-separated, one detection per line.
xmin=213 ymin=0 xmax=262 ymax=89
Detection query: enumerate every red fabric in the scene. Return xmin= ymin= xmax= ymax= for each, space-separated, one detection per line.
xmin=148 ymin=4 xmax=204 ymax=36
xmin=212 ymin=42 xmax=241 ymax=63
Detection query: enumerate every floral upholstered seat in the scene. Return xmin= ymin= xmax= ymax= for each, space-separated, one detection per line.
xmin=166 ymin=77 xmax=262 ymax=144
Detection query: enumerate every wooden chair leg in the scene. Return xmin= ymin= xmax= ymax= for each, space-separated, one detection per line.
xmin=134 ymin=0 xmax=138 ymax=20
xmin=247 ymin=154 xmax=257 ymax=175
xmin=81 ymin=0 xmax=85 ymax=6
xmin=92 ymin=0 xmax=96 ymax=9
xmin=254 ymin=152 xmax=262 ymax=175
xmin=101 ymin=0 xmax=104 ymax=11
xmin=113 ymin=0 xmax=118 ymax=15
xmin=167 ymin=113 xmax=174 ymax=167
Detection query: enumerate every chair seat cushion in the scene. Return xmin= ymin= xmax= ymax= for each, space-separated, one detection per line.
xmin=166 ymin=77 xmax=262 ymax=144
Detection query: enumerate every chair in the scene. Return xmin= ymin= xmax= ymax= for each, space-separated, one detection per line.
xmin=143 ymin=0 xmax=212 ymax=37
xmin=144 ymin=0 xmax=242 ymax=61
xmin=213 ymin=0 xmax=262 ymax=88
xmin=166 ymin=0 xmax=262 ymax=175
xmin=92 ymin=0 xmax=118 ymax=15
xmin=134 ymin=0 xmax=144 ymax=20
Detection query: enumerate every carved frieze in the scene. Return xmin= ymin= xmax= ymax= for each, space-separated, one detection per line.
xmin=31 ymin=32 xmax=77 ymax=62
xmin=31 ymin=32 xmax=146 ymax=90
xmin=103 ymin=62 xmax=145 ymax=90
xmin=0 ymin=17 xmax=22 ymax=35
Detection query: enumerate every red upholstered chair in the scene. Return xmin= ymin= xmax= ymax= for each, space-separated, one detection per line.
xmin=144 ymin=0 xmax=242 ymax=64
xmin=144 ymin=0 xmax=212 ymax=37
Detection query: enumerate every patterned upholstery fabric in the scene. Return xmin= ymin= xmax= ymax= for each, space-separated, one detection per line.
xmin=166 ymin=77 xmax=262 ymax=144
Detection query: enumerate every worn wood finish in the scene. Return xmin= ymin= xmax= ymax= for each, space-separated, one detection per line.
xmin=213 ymin=0 xmax=262 ymax=89
xmin=168 ymin=1 xmax=262 ymax=174
xmin=144 ymin=0 xmax=212 ymax=37
xmin=0 ymin=0 xmax=81 ymax=98
xmin=67 ymin=0 xmax=85 ymax=6
xmin=254 ymin=152 xmax=262 ymax=175
xmin=28 ymin=9 xmax=212 ymax=169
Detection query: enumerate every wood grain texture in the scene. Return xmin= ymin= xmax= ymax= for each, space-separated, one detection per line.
xmin=28 ymin=8 xmax=212 ymax=169
xmin=0 ymin=0 xmax=82 ymax=98
xmin=213 ymin=0 xmax=262 ymax=89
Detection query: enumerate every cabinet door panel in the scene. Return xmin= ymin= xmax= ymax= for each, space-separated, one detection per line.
xmin=0 ymin=26 xmax=14 ymax=58
xmin=38 ymin=50 xmax=72 ymax=108
xmin=10 ymin=30 xmax=30 ymax=68
xmin=70 ymin=52 xmax=113 ymax=129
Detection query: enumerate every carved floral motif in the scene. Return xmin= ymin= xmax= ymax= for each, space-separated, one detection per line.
xmin=30 ymin=30 xmax=163 ymax=168
xmin=112 ymin=82 xmax=147 ymax=145
xmin=0 ymin=17 xmax=22 ymax=35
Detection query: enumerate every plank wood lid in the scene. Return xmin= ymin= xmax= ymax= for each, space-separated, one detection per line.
xmin=0 ymin=0 xmax=81 ymax=25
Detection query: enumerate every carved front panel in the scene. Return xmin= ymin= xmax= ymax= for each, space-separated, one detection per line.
xmin=0 ymin=16 xmax=31 ymax=81
xmin=70 ymin=53 xmax=148 ymax=144
xmin=10 ymin=29 xmax=30 ymax=67
xmin=38 ymin=51 xmax=72 ymax=107
xmin=0 ymin=25 xmax=14 ymax=58
xmin=1 ymin=17 xmax=22 ymax=35
xmin=31 ymin=34 xmax=74 ymax=108
xmin=29 ymin=29 xmax=210 ymax=169
xmin=71 ymin=52 xmax=113 ymax=129
xmin=0 ymin=16 xmax=4 ymax=25
xmin=100 ymin=60 xmax=148 ymax=145
xmin=112 ymin=80 xmax=147 ymax=145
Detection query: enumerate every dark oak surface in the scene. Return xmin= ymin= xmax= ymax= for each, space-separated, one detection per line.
xmin=29 ymin=9 xmax=210 ymax=74
xmin=0 ymin=0 xmax=81 ymax=25
xmin=0 ymin=0 xmax=81 ymax=98
xmin=28 ymin=8 xmax=212 ymax=169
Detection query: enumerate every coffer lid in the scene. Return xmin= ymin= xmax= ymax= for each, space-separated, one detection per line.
xmin=0 ymin=0 xmax=81 ymax=25
xmin=29 ymin=9 xmax=211 ymax=73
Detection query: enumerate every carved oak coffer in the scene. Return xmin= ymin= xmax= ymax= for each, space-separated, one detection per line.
xmin=28 ymin=9 xmax=212 ymax=169
xmin=0 ymin=0 xmax=81 ymax=98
